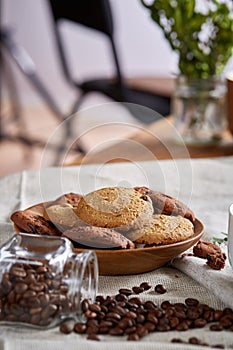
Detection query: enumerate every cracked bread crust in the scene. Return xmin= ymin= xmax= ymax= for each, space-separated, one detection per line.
xmin=75 ymin=187 xmax=153 ymax=231
xmin=126 ymin=214 xmax=194 ymax=245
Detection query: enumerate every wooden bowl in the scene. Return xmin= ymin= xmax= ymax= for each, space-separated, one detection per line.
xmin=74 ymin=218 xmax=203 ymax=275
xmin=12 ymin=203 xmax=204 ymax=275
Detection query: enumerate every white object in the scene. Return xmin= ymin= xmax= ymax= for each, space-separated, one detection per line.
xmin=228 ymin=203 xmax=233 ymax=269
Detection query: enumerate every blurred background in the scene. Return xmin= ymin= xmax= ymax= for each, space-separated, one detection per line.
xmin=1 ymin=0 xmax=233 ymax=177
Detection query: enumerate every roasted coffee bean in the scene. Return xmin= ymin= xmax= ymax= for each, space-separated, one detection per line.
xmin=115 ymin=293 xmax=127 ymax=302
xmin=188 ymin=337 xmax=201 ymax=344
xmin=210 ymin=323 xmax=223 ymax=331
xmin=106 ymin=312 xmax=121 ymax=321
xmin=118 ymin=288 xmax=133 ymax=296
xmin=212 ymin=345 xmax=225 ymax=349
xmin=214 ymin=310 xmax=224 ymax=321
xmin=219 ymin=315 xmax=233 ymax=328
xmin=74 ymin=323 xmax=87 ymax=334
xmin=125 ymin=326 xmax=137 ymax=334
xmin=144 ymin=300 xmax=157 ymax=310
xmin=185 ymin=298 xmax=199 ymax=307
xmin=186 ymin=306 xmax=201 ymax=320
xmin=157 ymin=324 xmax=171 ymax=331
xmin=132 ymin=286 xmax=144 ymax=294
xmin=14 ymin=282 xmax=28 ymax=294
xmin=89 ymin=303 xmax=101 ymax=313
xmin=81 ymin=299 xmax=90 ymax=313
xmin=193 ymin=318 xmax=207 ymax=328
xmin=128 ymin=297 xmax=141 ymax=305
xmin=87 ymin=334 xmax=100 ymax=341
xmin=127 ymin=333 xmax=140 ymax=341
xmin=86 ymin=325 xmax=99 ymax=334
xmin=98 ymin=326 xmax=109 ymax=334
xmin=110 ymin=305 xmax=126 ymax=317
xmin=176 ymin=321 xmax=189 ymax=331
xmin=118 ymin=317 xmax=134 ymax=329
xmin=109 ymin=327 xmax=124 ymax=336
xmin=136 ymin=325 xmax=148 ymax=338
xmin=139 ymin=282 xmax=151 ymax=291
xmin=169 ymin=316 xmax=179 ymax=329
xmin=22 ymin=290 xmax=37 ymax=299
xmin=144 ymin=321 xmax=155 ymax=332
xmin=160 ymin=300 xmax=171 ymax=309
xmin=85 ymin=310 xmax=97 ymax=319
xmin=154 ymin=284 xmax=166 ymax=294
xmin=41 ymin=304 xmax=57 ymax=319
xmin=146 ymin=313 xmax=158 ymax=324
xmin=136 ymin=314 xmax=145 ymax=324
xmin=99 ymin=320 xmax=113 ymax=328
xmin=29 ymin=283 xmax=45 ymax=292
xmin=60 ymin=320 xmax=75 ymax=334
xmin=171 ymin=338 xmax=183 ymax=343
xmin=2 ymin=280 xmax=12 ymax=294
xmin=10 ymin=266 xmax=27 ymax=278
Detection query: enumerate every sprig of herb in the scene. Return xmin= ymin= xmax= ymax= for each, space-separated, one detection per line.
xmin=212 ymin=232 xmax=228 ymax=244
xmin=141 ymin=0 xmax=233 ymax=79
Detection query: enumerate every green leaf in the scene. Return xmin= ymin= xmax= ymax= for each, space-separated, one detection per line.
xmin=140 ymin=0 xmax=233 ymax=78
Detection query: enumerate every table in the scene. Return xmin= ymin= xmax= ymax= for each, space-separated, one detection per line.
xmin=69 ymin=117 xmax=233 ymax=166
xmin=0 ymin=157 xmax=233 ymax=349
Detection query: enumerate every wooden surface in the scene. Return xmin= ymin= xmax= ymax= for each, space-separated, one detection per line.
xmin=68 ymin=116 xmax=233 ymax=166
xmin=126 ymin=76 xmax=175 ymax=97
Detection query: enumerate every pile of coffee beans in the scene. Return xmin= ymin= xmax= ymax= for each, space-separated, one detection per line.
xmin=0 ymin=262 xmax=72 ymax=327
xmin=59 ymin=281 xmax=233 ymax=344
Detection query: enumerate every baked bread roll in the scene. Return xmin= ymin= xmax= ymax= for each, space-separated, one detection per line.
xmin=11 ymin=210 xmax=61 ymax=236
xmin=75 ymin=187 xmax=153 ymax=231
xmin=126 ymin=214 xmax=194 ymax=245
xmin=63 ymin=226 xmax=135 ymax=249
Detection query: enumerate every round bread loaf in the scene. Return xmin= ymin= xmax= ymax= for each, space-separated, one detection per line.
xmin=75 ymin=187 xmax=153 ymax=231
xmin=126 ymin=214 xmax=194 ymax=245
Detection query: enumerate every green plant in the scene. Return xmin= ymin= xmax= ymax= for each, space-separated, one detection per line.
xmin=141 ymin=0 xmax=233 ymax=78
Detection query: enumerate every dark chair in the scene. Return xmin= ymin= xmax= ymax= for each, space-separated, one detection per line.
xmin=48 ymin=0 xmax=171 ymax=124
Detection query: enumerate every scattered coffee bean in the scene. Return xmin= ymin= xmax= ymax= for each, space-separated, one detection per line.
xmin=139 ymin=282 xmax=151 ymax=291
xmin=132 ymin=286 xmax=144 ymax=294
xmin=185 ymin=298 xmax=199 ymax=307
xmin=118 ymin=288 xmax=132 ymax=296
xmin=154 ymin=284 xmax=167 ymax=294
xmin=87 ymin=334 xmax=100 ymax=341
xmin=59 ymin=320 xmax=75 ymax=334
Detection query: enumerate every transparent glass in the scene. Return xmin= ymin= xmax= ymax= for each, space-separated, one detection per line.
xmin=0 ymin=233 xmax=98 ymax=328
xmin=172 ymin=75 xmax=227 ymax=145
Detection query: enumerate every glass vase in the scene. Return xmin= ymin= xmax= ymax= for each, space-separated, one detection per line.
xmin=172 ymin=75 xmax=227 ymax=145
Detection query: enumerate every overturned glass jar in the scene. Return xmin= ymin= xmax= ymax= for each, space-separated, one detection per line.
xmin=0 ymin=233 xmax=98 ymax=328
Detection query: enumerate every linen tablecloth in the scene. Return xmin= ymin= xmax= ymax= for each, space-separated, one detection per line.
xmin=0 ymin=156 xmax=233 ymax=349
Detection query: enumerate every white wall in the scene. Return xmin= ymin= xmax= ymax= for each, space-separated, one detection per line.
xmin=2 ymin=0 xmax=233 ymax=112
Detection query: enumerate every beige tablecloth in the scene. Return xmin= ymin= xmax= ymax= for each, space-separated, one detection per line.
xmin=0 ymin=157 xmax=233 ymax=349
